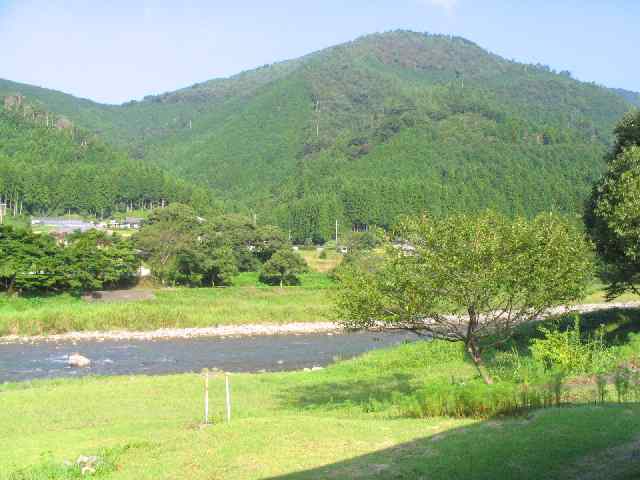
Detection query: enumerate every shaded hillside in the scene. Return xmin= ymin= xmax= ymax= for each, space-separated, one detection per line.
xmin=1 ymin=31 xmax=637 ymax=239
xmin=610 ymin=88 xmax=640 ymax=107
xmin=0 ymin=97 xmax=217 ymax=216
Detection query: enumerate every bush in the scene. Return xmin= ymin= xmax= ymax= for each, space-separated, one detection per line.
xmin=530 ymin=316 xmax=616 ymax=375
xmin=259 ymin=248 xmax=308 ymax=287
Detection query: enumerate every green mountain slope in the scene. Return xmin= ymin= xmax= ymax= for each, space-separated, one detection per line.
xmin=611 ymin=88 xmax=640 ymax=107
xmin=0 ymin=97 xmax=216 ymax=216
xmin=1 ymin=31 xmax=637 ymax=239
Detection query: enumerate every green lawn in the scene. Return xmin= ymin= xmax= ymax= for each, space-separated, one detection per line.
xmin=0 ymin=273 xmax=335 ymax=336
xmin=2 ymin=340 xmax=639 ymax=479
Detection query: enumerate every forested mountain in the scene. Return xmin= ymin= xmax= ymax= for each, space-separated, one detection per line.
xmin=0 ymin=96 xmax=217 ymax=216
xmin=611 ymin=88 xmax=640 ymax=107
xmin=1 ymin=31 xmax=637 ymax=240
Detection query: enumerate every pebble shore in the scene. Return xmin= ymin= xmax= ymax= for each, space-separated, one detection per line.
xmin=0 ymin=322 xmax=342 ymax=344
xmin=1 ymin=302 xmax=638 ymax=345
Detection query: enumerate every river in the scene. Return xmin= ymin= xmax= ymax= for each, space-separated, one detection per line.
xmin=0 ymin=330 xmax=420 ymax=383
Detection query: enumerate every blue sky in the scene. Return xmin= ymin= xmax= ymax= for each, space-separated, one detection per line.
xmin=0 ymin=0 xmax=637 ymax=104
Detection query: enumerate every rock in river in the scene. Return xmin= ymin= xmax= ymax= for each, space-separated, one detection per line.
xmin=68 ymin=353 xmax=91 ymax=368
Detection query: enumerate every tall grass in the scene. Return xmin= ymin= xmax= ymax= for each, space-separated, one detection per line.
xmin=0 ymin=280 xmax=334 ymax=336
xmin=298 ymin=315 xmax=640 ymax=420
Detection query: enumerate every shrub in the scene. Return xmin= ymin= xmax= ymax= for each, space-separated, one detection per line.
xmin=531 ymin=316 xmax=589 ymax=373
xmin=530 ymin=316 xmax=617 ymax=375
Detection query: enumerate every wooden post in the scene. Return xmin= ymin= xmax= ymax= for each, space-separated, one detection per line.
xmin=225 ymin=373 xmax=231 ymax=423
xmin=203 ymin=368 xmax=209 ymax=424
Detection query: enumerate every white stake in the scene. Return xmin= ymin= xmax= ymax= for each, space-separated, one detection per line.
xmin=203 ymin=368 xmax=209 ymax=424
xmin=225 ymin=374 xmax=231 ymax=423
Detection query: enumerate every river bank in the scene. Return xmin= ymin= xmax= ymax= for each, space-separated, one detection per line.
xmin=0 ymin=285 xmax=335 ymax=338
xmin=2 ymin=301 xmax=638 ymax=345
xmin=0 ymin=321 xmax=341 ymax=345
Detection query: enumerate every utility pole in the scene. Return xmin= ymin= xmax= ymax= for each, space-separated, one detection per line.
xmin=335 ymin=219 xmax=339 ymax=247
xmin=0 ymin=203 xmax=5 ymax=225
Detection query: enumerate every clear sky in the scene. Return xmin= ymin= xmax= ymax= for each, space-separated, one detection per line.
xmin=0 ymin=0 xmax=637 ymax=104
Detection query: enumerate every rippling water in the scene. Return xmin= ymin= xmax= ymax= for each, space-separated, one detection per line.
xmin=0 ymin=331 xmax=420 ymax=383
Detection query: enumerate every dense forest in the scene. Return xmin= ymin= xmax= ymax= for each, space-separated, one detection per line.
xmin=0 ymin=31 xmax=638 ymax=238
xmin=0 ymin=97 xmax=219 ymax=217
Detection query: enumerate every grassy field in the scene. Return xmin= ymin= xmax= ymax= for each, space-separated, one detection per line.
xmin=579 ymin=281 xmax=640 ymax=304
xmin=0 ymin=273 xmax=335 ymax=336
xmin=298 ymin=248 xmax=343 ymax=273
xmin=2 ymin=339 xmax=640 ymax=480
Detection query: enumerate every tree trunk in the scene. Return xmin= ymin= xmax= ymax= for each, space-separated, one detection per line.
xmin=467 ymin=339 xmax=493 ymax=385
xmin=465 ymin=307 xmax=493 ymax=384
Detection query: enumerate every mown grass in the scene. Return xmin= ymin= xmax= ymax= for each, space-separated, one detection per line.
xmin=1 ymin=339 xmax=639 ymax=479
xmin=0 ymin=273 xmax=335 ymax=336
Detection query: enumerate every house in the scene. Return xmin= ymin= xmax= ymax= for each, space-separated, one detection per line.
xmin=31 ymin=217 xmax=95 ymax=233
xmin=392 ymin=241 xmax=416 ymax=255
xmin=122 ymin=217 xmax=144 ymax=229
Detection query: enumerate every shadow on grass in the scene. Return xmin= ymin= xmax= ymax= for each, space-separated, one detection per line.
xmin=279 ymin=373 xmax=415 ymax=410
xmin=281 ymin=307 xmax=640 ymax=413
xmin=512 ymin=307 xmax=640 ymax=348
xmin=264 ymin=404 xmax=640 ymax=480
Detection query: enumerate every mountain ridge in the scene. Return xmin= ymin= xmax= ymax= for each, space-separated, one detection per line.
xmin=1 ymin=30 xmax=638 ymax=240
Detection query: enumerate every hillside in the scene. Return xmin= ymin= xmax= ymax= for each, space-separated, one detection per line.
xmin=0 ymin=97 xmax=217 ymax=217
xmin=611 ymin=88 xmax=640 ymax=107
xmin=1 ymin=31 xmax=638 ymax=239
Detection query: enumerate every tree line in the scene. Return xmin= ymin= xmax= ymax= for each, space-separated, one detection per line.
xmin=0 ymin=203 xmax=308 ymax=294
xmin=0 ymin=103 xmax=219 ymax=218
xmin=135 ymin=204 xmax=306 ymax=288
xmin=0 ymin=228 xmax=139 ymax=293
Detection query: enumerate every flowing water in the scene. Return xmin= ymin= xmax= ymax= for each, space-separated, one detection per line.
xmin=0 ymin=330 xmax=420 ymax=383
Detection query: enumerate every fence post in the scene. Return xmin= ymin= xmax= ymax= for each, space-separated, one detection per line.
xmin=225 ymin=373 xmax=231 ymax=423
xmin=203 ymin=368 xmax=209 ymax=424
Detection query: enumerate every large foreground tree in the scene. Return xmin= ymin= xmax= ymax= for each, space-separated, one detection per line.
xmin=586 ymin=110 xmax=640 ymax=298
xmin=336 ymin=211 xmax=592 ymax=384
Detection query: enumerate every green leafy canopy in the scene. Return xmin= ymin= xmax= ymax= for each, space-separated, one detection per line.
xmin=336 ymin=210 xmax=593 ymax=381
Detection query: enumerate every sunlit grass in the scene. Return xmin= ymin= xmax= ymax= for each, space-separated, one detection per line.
xmin=2 ymin=339 xmax=639 ymax=479
xmin=0 ymin=273 xmax=335 ymax=336
xmin=298 ymin=248 xmax=343 ymax=273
